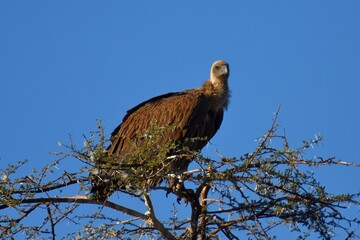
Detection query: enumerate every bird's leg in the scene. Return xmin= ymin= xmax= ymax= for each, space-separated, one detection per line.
xmin=166 ymin=174 xmax=195 ymax=205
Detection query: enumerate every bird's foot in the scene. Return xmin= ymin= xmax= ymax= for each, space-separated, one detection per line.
xmin=166 ymin=175 xmax=195 ymax=205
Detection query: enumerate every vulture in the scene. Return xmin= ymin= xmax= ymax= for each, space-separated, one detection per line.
xmin=91 ymin=60 xmax=230 ymax=200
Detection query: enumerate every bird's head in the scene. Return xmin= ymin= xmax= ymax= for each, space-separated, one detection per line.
xmin=210 ymin=60 xmax=229 ymax=86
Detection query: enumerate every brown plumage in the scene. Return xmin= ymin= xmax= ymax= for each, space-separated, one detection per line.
xmin=91 ymin=60 xmax=230 ymax=200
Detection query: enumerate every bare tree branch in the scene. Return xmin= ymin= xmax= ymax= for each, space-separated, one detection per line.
xmin=1 ymin=117 xmax=359 ymax=239
xmin=143 ymin=191 xmax=176 ymax=240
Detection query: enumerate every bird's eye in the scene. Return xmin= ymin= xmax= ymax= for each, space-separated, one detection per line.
xmin=214 ymin=66 xmax=220 ymax=70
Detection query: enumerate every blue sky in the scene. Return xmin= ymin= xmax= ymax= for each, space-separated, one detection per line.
xmin=1 ymin=1 xmax=359 ymax=238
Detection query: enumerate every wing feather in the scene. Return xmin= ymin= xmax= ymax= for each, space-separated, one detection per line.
xmin=108 ymin=91 xmax=211 ymax=157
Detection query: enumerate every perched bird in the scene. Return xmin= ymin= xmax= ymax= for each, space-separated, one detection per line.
xmin=91 ymin=60 xmax=230 ymax=200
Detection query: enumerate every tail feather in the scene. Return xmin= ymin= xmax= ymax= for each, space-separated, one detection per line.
xmin=90 ymin=176 xmax=112 ymax=201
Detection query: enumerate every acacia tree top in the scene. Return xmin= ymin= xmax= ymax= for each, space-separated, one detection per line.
xmin=0 ymin=113 xmax=359 ymax=239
